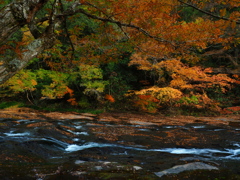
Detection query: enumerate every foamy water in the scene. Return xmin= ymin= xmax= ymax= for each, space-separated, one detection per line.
xmin=4 ymin=131 xmax=31 ymax=137
xmin=65 ymin=142 xmax=115 ymax=152
xmin=65 ymin=142 xmax=240 ymax=160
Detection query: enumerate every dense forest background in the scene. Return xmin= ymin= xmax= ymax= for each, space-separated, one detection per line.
xmin=0 ymin=0 xmax=240 ymax=115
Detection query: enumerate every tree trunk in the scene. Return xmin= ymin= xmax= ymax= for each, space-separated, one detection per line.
xmin=0 ymin=0 xmax=87 ymax=85
xmin=0 ymin=0 xmax=49 ymax=45
xmin=0 ymin=0 xmax=53 ymax=85
xmin=0 ymin=35 xmax=55 ymax=84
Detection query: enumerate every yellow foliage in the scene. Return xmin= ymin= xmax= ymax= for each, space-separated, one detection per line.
xmin=21 ymin=26 xmax=34 ymax=44
xmin=31 ymin=79 xmax=37 ymax=86
xmin=170 ymin=78 xmax=187 ymax=88
xmin=134 ymin=86 xmax=183 ymax=106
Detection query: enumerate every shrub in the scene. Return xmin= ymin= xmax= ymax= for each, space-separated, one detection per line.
xmin=128 ymin=86 xmax=183 ymax=112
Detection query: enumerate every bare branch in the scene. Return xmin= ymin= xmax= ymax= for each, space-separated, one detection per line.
xmin=178 ymin=0 xmax=240 ymax=24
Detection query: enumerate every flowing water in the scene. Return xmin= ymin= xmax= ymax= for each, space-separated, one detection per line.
xmin=1 ymin=115 xmax=240 ymax=179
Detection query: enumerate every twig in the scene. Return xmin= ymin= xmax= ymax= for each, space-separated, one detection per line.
xmin=178 ymin=0 xmax=240 ymax=24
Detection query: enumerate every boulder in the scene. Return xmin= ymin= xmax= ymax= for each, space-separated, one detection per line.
xmin=154 ymin=162 xmax=218 ymax=178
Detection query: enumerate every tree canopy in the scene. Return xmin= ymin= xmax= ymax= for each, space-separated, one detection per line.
xmin=0 ymin=0 xmax=240 ymax=114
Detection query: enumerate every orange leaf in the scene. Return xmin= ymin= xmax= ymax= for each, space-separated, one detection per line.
xmin=105 ymin=94 xmax=115 ymax=102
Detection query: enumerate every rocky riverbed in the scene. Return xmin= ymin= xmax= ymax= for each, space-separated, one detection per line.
xmin=0 ymin=108 xmax=240 ymax=179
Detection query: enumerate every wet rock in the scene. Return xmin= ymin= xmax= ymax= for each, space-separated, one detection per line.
xmin=73 ymin=160 xmax=142 ymax=173
xmin=80 ymin=113 xmax=97 ymax=117
xmin=180 ymin=157 xmax=220 ymax=166
xmin=154 ymin=162 xmax=218 ymax=178
xmin=133 ymin=166 xmax=142 ymax=170
xmin=71 ymin=171 xmax=87 ymax=176
xmin=228 ymin=121 xmax=240 ymax=128
xmin=75 ymin=160 xmax=86 ymax=164
xmin=57 ymin=113 xmax=95 ymax=120
xmin=129 ymin=120 xmax=157 ymax=126
xmin=1 ymin=111 xmax=240 ymax=179
xmin=94 ymin=166 xmax=103 ymax=171
xmin=180 ymin=157 xmax=210 ymax=162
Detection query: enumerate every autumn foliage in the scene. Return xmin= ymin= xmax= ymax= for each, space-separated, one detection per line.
xmin=1 ymin=0 xmax=240 ymax=114
xmin=104 ymin=94 xmax=115 ymax=103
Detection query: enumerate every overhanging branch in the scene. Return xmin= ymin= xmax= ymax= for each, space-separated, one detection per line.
xmin=77 ymin=8 xmax=172 ymax=44
xmin=36 ymin=2 xmax=174 ymax=46
xmin=178 ymin=0 xmax=240 ymax=24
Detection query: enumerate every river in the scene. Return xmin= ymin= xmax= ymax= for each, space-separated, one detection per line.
xmin=0 ymin=111 xmax=240 ymax=179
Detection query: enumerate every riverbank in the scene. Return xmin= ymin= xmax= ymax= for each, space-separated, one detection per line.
xmin=0 ymin=107 xmax=239 ymax=127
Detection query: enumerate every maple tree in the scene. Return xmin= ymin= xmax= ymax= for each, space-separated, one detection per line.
xmin=0 ymin=0 xmax=240 ymax=112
